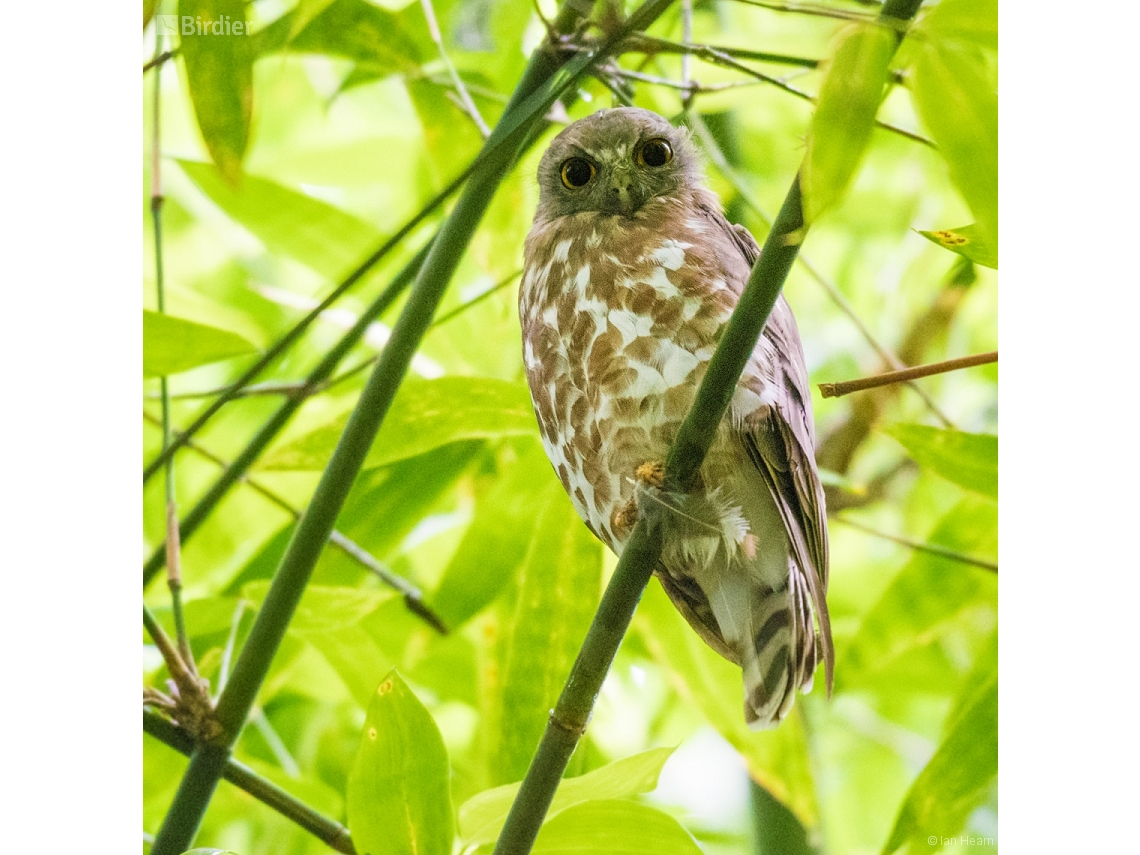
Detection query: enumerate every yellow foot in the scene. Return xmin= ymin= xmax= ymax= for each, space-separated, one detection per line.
xmin=634 ymin=460 xmax=666 ymax=489
xmin=611 ymin=498 xmax=638 ymax=538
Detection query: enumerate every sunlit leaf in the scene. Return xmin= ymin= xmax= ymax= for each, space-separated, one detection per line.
xmin=486 ymin=483 xmax=603 ymax=784
xmin=143 ymin=309 xmax=257 ymax=377
xmin=178 ymin=160 xmax=381 ymax=279
xmin=178 ymin=0 xmax=253 ymax=184
xmin=347 ymin=670 xmax=454 ymax=855
xmin=917 ymin=224 xmax=997 ymax=269
xmin=910 ymin=0 xmax=997 ymax=243
xmin=887 ymin=424 xmax=997 ymax=498
xmin=634 ymin=581 xmax=819 ymax=829
xmin=260 ymin=377 xmax=538 ymax=470
xmin=432 ymin=440 xmax=551 ymax=630
xmin=144 ymin=0 xmax=158 ymax=29
xmin=253 ymin=0 xmax=422 ymax=75
xmin=459 ymin=747 xmax=677 ymax=848
xmin=802 ymin=22 xmax=896 ymax=223
xmin=840 ymin=496 xmax=997 ymax=689
xmin=532 ymin=799 xmax=702 ymax=855
xmin=240 ymin=582 xmax=395 ymax=633
xmin=882 ymin=673 xmax=997 ymax=853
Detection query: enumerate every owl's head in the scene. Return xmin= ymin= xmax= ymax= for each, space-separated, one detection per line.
xmin=534 ymin=107 xmax=702 ymax=221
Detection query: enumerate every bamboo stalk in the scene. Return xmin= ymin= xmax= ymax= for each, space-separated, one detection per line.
xmin=148 ymin=2 xmax=672 ymax=850
xmin=491 ymin=3 xmax=926 ymax=854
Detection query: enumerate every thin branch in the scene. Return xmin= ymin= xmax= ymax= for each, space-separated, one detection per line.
xmin=819 ymin=351 xmax=997 ymax=398
xmin=687 ymin=112 xmax=953 ymax=427
xmin=833 ymin=515 xmax=998 ymax=572
xmin=421 ymin=0 xmax=491 ymax=137
xmin=680 ymin=0 xmax=694 ymax=108
xmin=149 ymin=2 xmax=674 ymax=850
xmin=615 ymin=45 xmax=932 ymax=147
xmin=625 ymin=33 xmax=823 ymax=70
xmin=491 ymin=4 xmax=926 ymax=854
xmin=143 ymin=711 xmax=356 ymax=854
xmin=143 ymin=48 xmax=178 ymax=73
xmin=142 ymin=411 xmax=449 ymax=633
xmin=149 ymin=17 xmax=194 ymax=674
xmin=728 ymin=0 xmax=879 ymax=23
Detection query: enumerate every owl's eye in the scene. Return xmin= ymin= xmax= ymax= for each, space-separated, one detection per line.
xmin=560 ymin=157 xmax=596 ymax=189
xmin=636 ymin=138 xmax=673 ymax=168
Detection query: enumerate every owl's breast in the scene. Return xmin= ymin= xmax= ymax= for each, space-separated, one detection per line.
xmin=520 ymin=199 xmax=752 ymax=549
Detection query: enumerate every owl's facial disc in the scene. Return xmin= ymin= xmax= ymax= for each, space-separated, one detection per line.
xmin=535 ymin=108 xmax=699 ymax=221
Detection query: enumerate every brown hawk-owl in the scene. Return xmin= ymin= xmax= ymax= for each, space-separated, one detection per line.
xmin=519 ymin=107 xmax=832 ymax=728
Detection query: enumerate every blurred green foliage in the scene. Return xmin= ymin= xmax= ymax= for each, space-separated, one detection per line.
xmin=144 ymin=0 xmax=997 ymax=853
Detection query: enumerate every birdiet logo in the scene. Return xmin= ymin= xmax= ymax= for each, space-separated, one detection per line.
xmin=156 ymin=14 xmax=249 ymax=36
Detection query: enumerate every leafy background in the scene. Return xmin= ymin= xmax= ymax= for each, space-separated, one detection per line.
xmin=142 ymin=0 xmax=997 ymax=853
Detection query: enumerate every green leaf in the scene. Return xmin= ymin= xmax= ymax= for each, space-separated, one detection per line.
xmin=840 ymin=497 xmax=997 ymax=689
xmin=177 ymin=160 xmax=382 ymax=279
xmin=882 ymin=674 xmax=997 ymax=853
xmin=239 ymin=582 xmax=395 ymax=633
xmin=253 ymin=0 xmax=421 ymax=75
xmin=802 ymin=22 xmax=896 ymax=223
xmin=347 ymin=670 xmax=454 ymax=855
xmin=634 ymin=581 xmax=819 ymax=829
xmin=486 ymin=483 xmax=603 ymax=784
xmin=182 ymin=849 xmax=239 ymax=854
xmin=910 ymin=0 xmax=998 ymax=243
xmin=459 ymin=749 xmax=677 ymax=849
xmin=532 ymin=800 xmax=702 ymax=855
xmin=144 ymin=0 xmax=158 ymax=29
xmin=917 ymin=224 xmax=997 ymax=269
xmin=143 ymin=309 xmax=257 ymax=377
xmin=886 ymin=424 xmax=997 ymax=498
xmin=432 ymin=441 xmax=552 ymax=629
xmin=260 ymin=377 xmax=539 ymax=471
xmin=178 ymin=0 xmax=253 ymax=185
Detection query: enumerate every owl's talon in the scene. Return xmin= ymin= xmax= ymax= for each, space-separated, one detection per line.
xmin=635 ymin=460 xmax=666 ymax=489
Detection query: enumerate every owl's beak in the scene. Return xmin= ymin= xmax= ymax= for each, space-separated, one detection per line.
xmin=605 ymin=167 xmax=642 ymax=216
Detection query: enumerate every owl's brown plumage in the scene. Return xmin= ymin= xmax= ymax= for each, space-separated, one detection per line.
xmin=519 ymin=107 xmax=832 ymax=728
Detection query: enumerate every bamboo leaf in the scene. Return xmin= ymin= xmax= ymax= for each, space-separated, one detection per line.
xmin=634 ymin=581 xmax=819 ymax=829
xmin=347 ymin=671 xmax=454 ymax=855
xmin=840 ymin=497 xmax=997 ymax=690
xmin=432 ymin=441 xmax=552 ymax=630
xmin=177 ymin=160 xmax=382 ymax=279
xmin=485 ymin=483 xmax=603 ymax=783
xmin=910 ymin=0 xmax=998 ymax=243
xmin=887 ymin=424 xmax=997 ymax=498
xmin=178 ymin=0 xmax=253 ymax=184
xmin=532 ymin=799 xmax=702 ymax=855
xmin=917 ymin=224 xmax=997 ymax=269
xmin=239 ymin=582 xmax=395 ymax=633
xmin=143 ymin=309 xmax=257 ymax=377
xmin=802 ymin=22 xmax=896 ymax=223
xmin=459 ymin=748 xmax=677 ymax=848
xmin=882 ymin=674 xmax=997 ymax=854
xmin=144 ymin=0 xmax=158 ymax=29
xmin=260 ymin=377 xmax=538 ymax=471
xmin=252 ymin=0 xmax=422 ymax=75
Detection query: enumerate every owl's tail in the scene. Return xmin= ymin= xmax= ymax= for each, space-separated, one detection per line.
xmin=738 ymin=561 xmax=820 ymax=729
xmin=641 ymin=484 xmax=822 ymax=729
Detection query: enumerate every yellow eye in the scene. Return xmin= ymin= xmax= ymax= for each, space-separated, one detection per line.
xmin=636 ymin=138 xmax=673 ymax=168
xmin=560 ymin=157 xmax=595 ymax=189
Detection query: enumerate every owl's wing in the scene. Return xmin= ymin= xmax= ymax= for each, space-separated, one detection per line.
xmin=701 ymin=206 xmax=835 ymax=692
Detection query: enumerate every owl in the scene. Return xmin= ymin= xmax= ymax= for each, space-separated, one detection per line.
xmin=518 ymin=107 xmax=832 ymax=728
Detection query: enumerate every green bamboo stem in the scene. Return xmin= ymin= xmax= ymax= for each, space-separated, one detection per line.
xmin=143 ymin=711 xmax=356 ymax=853
xmin=142 ymin=239 xmax=432 ymax=588
xmin=149 ymin=1 xmax=671 ymax=849
xmin=142 ymin=171 xmax=469 ymax=485
xmin=492 ymin=4 xmax=926 ymax=854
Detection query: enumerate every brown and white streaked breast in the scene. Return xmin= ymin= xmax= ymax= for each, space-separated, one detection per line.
xmin=519 ymin=190 xmax=774 ymax=550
